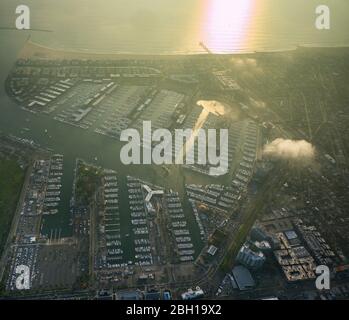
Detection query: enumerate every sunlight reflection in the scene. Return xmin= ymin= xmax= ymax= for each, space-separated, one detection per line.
xmin=201 ymin=0 xmax=255 ymax=53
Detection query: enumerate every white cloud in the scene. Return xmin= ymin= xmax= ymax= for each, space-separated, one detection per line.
xmin=263 ymin=138 xmax=315 ymax=162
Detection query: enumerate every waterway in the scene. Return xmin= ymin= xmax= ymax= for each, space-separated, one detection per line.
xmin=1 ymin=0 xmax=349 ymax=258
xmin=0 ymin=31 xmax=207 ymax=256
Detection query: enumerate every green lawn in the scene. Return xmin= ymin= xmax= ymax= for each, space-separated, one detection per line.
xmin=0 ymin=158 xmax=25 ymax=256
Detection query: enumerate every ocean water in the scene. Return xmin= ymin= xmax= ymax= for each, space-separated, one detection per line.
xmin=0 ymin=0 xmax=349 ymax=55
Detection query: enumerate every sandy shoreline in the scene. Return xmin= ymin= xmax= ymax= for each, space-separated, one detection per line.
xmin=19 ymin=40 xmax=209 ymax=60
xmin=18 ymin=40 xmax=349 ymax=61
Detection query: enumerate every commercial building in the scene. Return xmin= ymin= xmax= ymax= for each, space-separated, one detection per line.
xmin=181 ymin=287 xmax=204 ymax=300
xmin=232 ymin=265 xmax=255 ymax=291
xmin=236 ymin=244 xmax=266 ymax=270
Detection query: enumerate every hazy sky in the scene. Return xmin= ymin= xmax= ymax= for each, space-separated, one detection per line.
xmin=1 ymin=0 xmax=348 ymax=53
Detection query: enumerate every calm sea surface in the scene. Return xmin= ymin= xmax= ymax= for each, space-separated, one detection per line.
xmin=1 ymin=0 xmax=349 ymax=55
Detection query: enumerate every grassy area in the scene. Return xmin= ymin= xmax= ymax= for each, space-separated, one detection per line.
xmin=220 ymin=167 xmax=284 ymax=272
xmin=75 ymin=161 xmax=102 ymax=206
xmin=220 ymin=195 xmax=267 ymax=272
xmin=220 ymin=224 xmax=252 ymax=272
xmin=0 ymin=158 xmax=25 ymax=257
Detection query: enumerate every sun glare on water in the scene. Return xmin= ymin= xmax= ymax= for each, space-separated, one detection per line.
xmin=201 ymin=0 xmax=256 ymax=53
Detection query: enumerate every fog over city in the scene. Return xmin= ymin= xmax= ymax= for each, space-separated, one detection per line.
xmin=0 ymin=0 xmax=348 ymax=305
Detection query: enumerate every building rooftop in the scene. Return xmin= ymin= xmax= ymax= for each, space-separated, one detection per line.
xmin=117 ymin=290 xmax=142 ymax=300
xmin=207 ymin=245 xmax=218 ymax=256
xmin=232 ymin=265 xmax=255 ymax=291
xmin=285 ymin=230 xmax=298 ymax=241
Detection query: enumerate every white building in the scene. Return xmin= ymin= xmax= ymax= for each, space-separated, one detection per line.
xmin=236 ymin=244 xmax=266 ymax=269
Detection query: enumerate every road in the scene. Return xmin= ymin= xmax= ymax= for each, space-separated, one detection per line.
xmin=193 ymin=164 xmax=287 ymax=290
xmin=0 ymin=160 xmax=34 ymax=285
